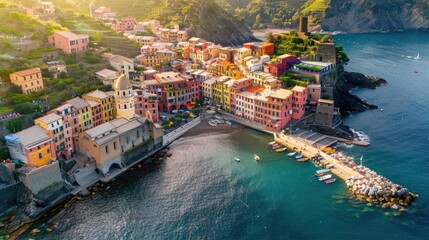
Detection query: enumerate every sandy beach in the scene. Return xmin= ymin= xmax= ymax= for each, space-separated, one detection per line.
xmin=182 ymin=117 xmax=245 ymax=137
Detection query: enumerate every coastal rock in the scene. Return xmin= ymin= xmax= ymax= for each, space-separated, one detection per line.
xmin=30 ymin=228 xmax=40 ymax=236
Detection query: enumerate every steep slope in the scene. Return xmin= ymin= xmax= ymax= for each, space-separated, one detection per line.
xmin=322 ymin=0 xmax=429 ymax=32
xmin=222 ymin=0 xmax=429 ymax=33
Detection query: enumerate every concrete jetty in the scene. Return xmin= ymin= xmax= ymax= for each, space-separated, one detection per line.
xmin=274 ymin=133 xmax=417 ymax=210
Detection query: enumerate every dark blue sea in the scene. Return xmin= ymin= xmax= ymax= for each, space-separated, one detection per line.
xmin=26 ymin=32 xmax=429 ymax=239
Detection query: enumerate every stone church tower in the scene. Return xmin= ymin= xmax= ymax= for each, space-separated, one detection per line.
xmin=114 ymin=74 xmax=135 ymax=120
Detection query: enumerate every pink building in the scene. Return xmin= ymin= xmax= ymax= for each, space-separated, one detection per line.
xmin=235 ymin=86 xmax=307 ymax=131
xmin=48 ymin=31 xmax=89 ymax=54
xmin=134 ymin=90 xmax=159 ymax=122
xmin=264 ymin=54 xmax=299 ymax=77
xmin=49 ymin=103 xmax=78 ymax=153
xmin=153 ymin=72 xmax=200 ymax=111
xmin=291 ymin=86 xmax=307 ymax=119
xmin=111 ymin=16 xmax=136 ymax=32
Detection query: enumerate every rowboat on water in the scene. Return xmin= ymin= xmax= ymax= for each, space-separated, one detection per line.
xmin=234 ymin=157 xmax=240 ymax=162
xmin=325 ymin=178 xmax=336 ymax=184
xmin=294 ymin=154 xmax=303 ymax=159
xmin=271 ymin=143 xmax=280 ymax=148
xmin=318 ymin=174 xmax=332 ymax=181
xmin=296 ymin=158 xmax=309 ymax=162
xmin=316 ymin=169 xmax=330 ymax=174
xmin=268 ymin=141 xmax=276 ymax=146
xmin=275 ymin=147 xmax=287 ymax=152
xmin=254 ymin=154 xmax=260 ymax=162
xmin=287 ymin=152 xmax=296 ymax=156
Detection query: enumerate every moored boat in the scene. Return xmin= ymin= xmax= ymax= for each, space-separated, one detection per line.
xmin=294 ymin=154 xmax=303 ymax=159
xmin=287 ymin=152 xmax=296 ymax=156
xmin=316 ymin=169 xmax=330 ymax=174
xmin=254 ymin=154 xmax=260 ymax=162
xmin=208 ymin=120 xmax=217 ymax=127
xmin=268 ymin=141 xmax=276 ymax=146
xmin=296 ymin=158 xmax=309 ymax=162
xmin=318 ymin=174 xmax=332 ymax=181
xmin=275 ymin=147 xmax=287 ymax=152
xmin=325 ymin=178 xmax=336 ymax=184
xmin=234 ymin=157 xmax=240 ymax=162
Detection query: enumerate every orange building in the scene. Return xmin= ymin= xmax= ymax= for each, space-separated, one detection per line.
xmin=6 ymin=125 xmax=55 ymax=167
xmin=9 ymin=68 xmax=44 ymax=94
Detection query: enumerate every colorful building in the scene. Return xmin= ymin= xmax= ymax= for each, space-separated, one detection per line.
xmin=6 ymin=125 xmax=55 ymax=167
xmin=9 ymin=68 xmax=44 ymax=94
xmin=83 ymin=90 xmax=115 ymax=123
xmin=34 ymin=113 xmax=73 ymax=159
xmin=111 ymin=16 xmax=136 ymax=32
xmin=291 ymin=86 xmax=307 ymax=120
xmin=66 ymin=97 xmax=93 ymax=134
xmin=153 ymin=72 xmax=200 ymax=111
xmin=134 ymin=90 xmax=159 ymax=122
xmin=263 ymin=54 xmax=299 ymax=77
xmin=48 ymin=31 xmax=89 ymax=54
xmin=207 ymin=60 xmax=244 ymax=79
xmin=87 ymin=100 xmax=103 ymax=127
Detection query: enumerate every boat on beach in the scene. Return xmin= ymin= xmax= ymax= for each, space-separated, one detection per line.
xmin=287 ymin=152 xmax=296 ymax=156
xmin=325 ymin=178 xmax=336 ymax=184
xmin=254 ymin=154 xmax=260 ymax=162
xmin=208 ymin=120 xmax=217 ymax=127
xmin=234 ymin=157 xmax=240 ymax=162
xmin=275 ymin=147 xmax=287 ymax=152
xmin=319 ymin=174 xmax=332 ymax=181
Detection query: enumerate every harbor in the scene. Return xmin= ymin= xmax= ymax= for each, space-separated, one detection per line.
xmin=273 ymin=132 xmax=417 ymax=210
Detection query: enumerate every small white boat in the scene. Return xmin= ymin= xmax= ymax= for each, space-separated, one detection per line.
xmin=254 ymin=154 xmax=260 ymax=162
xmin=318 ymin=174 xmax=332 ymax=181
xmin=226 ymin=120 xmax=232 ymax=125
xmin=234 ymin=157 xmax=240 ymax=162
xmin=287 ymin=152 xmax=296 ymax=156
xmin=208 ymin=121 xmax=217 ymax=127
xmin=414 ymin=53 xmax=420 ymax=60
xmin=275 ymin=147 xmax=287 ymax=153
xmin=268 ymin=141 xmax=276 ymax=146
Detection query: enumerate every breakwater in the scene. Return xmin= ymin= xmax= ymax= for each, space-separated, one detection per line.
xmin=274 ymin=133 xmax=417 ymax=210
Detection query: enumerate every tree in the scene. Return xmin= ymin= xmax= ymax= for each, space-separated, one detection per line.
xmin=13 ymin=103 xmax=35 ymax=114
xmin=256 ymin=14 xmax=262 ymax=24
xmin=320 ymin=35 xmax=333 ymax=43
xmin=182 ymin=6 xmax=191 ymax=15
xmin=6 ymin=118 xmax=25 ymax=133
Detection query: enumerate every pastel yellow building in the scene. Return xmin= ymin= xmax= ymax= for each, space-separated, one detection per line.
xmin=83 ymin=90 xmax=115 ymax=123
xmin=212 ymin=76 xmax=234 ymax=111
xmin=66 ymin=97 xmax=93 ymax=133
xmin=9 ymin=68 xmax=44 ymax=94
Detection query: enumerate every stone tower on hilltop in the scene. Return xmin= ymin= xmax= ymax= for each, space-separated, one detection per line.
xmin=299 ymin=16 xmax=308 ymax=34
xmin=114 ymin=74 xmax=135 ymax=120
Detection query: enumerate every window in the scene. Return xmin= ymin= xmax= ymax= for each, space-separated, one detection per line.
xmin=47 ymin=148 xmax=50 ymax=153
xmin=105 ymin=145 xmax=109 ymax=154
xmin=113 ymin=142 xmax=117 ymax=150
xmin=38 ymin=153 xmax=43 ymax=159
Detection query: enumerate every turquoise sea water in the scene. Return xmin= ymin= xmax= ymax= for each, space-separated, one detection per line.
xmin=26 ymin=32 xmax=429 ymax=239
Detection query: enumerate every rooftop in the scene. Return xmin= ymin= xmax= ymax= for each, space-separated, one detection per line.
xmin=12 ymin=68 xmax=41 ymax=77
xmin=155 ymin=72 xmax=184 ymax=83
xmin=95 ymin=69 xmax=118 ymax=78
xmin=318 ymin=99 xmax=334 ymax=104
xmin=300 ymin=60 xmax=333 ymax=67
xmin=292 ymin=86 xmax=306 ymax=93
xmin=13 ymin=125 xmax=50 ymax=148
xmin=67 ymin=97 xmax=90 ymax=110
xmin=35 ymin=113 xmax=62 ymax=124
xmin=54 ymin=31 xmax=89 ymax=40
xmin=86 ymin=100 xmax=100 ymax=108
xmin=109 ymin=55 xmax=133 ymax=64
xmin=84 ymin=89 xmax=111 ymax=100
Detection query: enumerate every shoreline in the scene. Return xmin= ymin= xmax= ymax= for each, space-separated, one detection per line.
xmin=182 ymin=117 xmax=245 ymax=138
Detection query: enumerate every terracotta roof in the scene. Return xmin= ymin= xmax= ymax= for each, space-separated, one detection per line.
xmin=246 ymin=86 xmax=265 ymax=93
xmin=12 ymin=68 xmax=41 ymax=76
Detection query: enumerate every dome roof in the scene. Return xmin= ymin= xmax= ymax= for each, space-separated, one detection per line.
xmin=114 ymin=74 xmax=132 ymax=90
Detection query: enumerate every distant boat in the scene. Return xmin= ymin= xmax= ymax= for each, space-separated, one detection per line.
xmin=268 ymin=141 xmax=276 ymax=146
xmin=287 ymin=152 xmax=296 ymax=156
xmin=254 ymin=154 xmax=260 ymax=162
xmin=275 ymin=147 xmax=287 ymax=153
xmin=294 ymin=154 xmax=303 ymax=159
xmin=296 ymin=158 xmax=309 ymax=162
xmin=234 ymin=157 xmax=240 ymax=162
xmin=325 ymin=178 xmax=337 ymax=184
xmin=406 ymin=55 xmax=412 ymax=59
xmin=319 ymin=174 xmax=332 ymax=181
xmin=414 ymin=53 xmax=420 ymax=60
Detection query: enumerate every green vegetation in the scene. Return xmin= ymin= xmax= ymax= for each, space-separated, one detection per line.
xmin=6 ymin=117 xmax=25 ymax=133
xmin=270 ymin=32 xmax=319 ymax=57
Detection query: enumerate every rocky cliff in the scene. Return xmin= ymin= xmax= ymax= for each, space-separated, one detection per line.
xmin=322 ymin=0 xmax=429 ymax=33
xmin=334 ymin=70 xmax=387 ymax=115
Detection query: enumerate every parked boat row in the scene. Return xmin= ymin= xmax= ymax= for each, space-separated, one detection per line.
xmin=315 ymin=169 xmax=336 ymax=184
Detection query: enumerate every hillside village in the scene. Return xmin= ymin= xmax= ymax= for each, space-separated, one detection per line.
xmin=0 ymin=1 xmax=348 ymax=236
